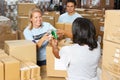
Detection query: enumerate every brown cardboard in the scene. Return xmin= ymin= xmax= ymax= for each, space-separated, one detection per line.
xmin=43 ymin=11 xmax=60 ymax=23
xmin=104 ymin=10 xmax=120 ymax=44
xmin=55 ymin=22 xmax=65 ymax=30
xmin=102 ymin=41 xmax=120 ymax=75
xmin=0 ymin=61 xmax=4 ymax=80
xmin=20 ymin=62 xmax=31 ymax=80
xmin=102 ymin=67 xmax=120 ymax=80
xmin=17 ymin=16 xmax=29 ymax=30
xmin=42 ymin=77 xmax=65 ymax=80
xmin=17 ymin=3 xmax=36 ymax=16
xmin=0 ymin=31 xmax=18 ymax=49
xmin=98 ymin=22 xmax=104 ymax=35
xmin=18 ymin=30 xmax=25 ymax=40
xmin=0 ymin=49 xmax=4 ymax=53
xmin=64 ymin=23 xmax=72 ymax=34
xmin=4 ymin=40 xmax=37 ymax=63
xmin=0 ymin=53 xmax=8 ymax=58
xmin=42 ymin=16 xmax=55 ymax=26
xmin=1 ymin=57 xmax=20 ymax=80
xmin=24 ymin=62 xmax=40 ymax=79
xmin=46 ymin=45 xmax=67 ymax=77
xmin=31 ymin=77 xmax=41 ymax=80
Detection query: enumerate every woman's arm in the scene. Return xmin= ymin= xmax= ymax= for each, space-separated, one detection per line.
xmin=36 ymin=33 xmax=50 ymax=47
xmin=49 ymin=39 xmax=60 ymax=59
xmin=57 ymin=29 xmax=72 ymax=39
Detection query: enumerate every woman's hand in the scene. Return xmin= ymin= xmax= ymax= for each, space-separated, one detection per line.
xmin=49 ymin=38 xmax=60 ymax=59
xmin=49 ymin=38 xmax=58 ymax=48
xmin=37 ymin=33 xmax=52 ymax=47
xmin=57 ymin=29 xmax=65 ymax=40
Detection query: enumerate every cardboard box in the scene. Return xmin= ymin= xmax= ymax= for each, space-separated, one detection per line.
xmin=46 ymin=44 xmax=67 ymax=77
xmin=17 ymin=3 xmax=36 ymax=16
xmin=17 ymin=16 xmax=29 ymax=30
xmin=104 ymin=10 xmax=120 ymax=44
xmin=20 ymin=63 xmax=31 ymax=80
xmin=1 ymin=57 xmax=20 ymax=80
xmin=25 ymin=62 xmax=40 ymax=79
xmin=64 ymin=23 xmax=72 ymax=33
xmin=55 ymin=22 xmax=65 ymax=30
xmin=98 ymin=22 xmax=104 ymax=35
xmin=42 ymin=16 xmax=55 ymax=26
xmin=0 ymin=53 xmax=8 ymax=58
xmin=102 ymin=41 xmax=120 ymax=75
xmin=18 ymin=30 xmax=25 ymax=40
xmin=0 ymin=61 xmax=4 ymax=80
xmin=4 ymin=40 xmax=37 ymax=63
xmin=102 ymin=67 xmax=120 ymax=80
xmin=43 ymin=11 xmax=60 ymax=23
xmin=0 ymin=49 xmax=4 ymax=53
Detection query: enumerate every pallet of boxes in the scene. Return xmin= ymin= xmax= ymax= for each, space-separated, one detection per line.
xmin=0 ymin=40 xmax=41 ymax=80
xmin=102 ymin=10 xmax=120 ymax=80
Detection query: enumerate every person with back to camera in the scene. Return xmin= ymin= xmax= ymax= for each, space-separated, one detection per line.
xmin=23 ymin=8 xmax=56 ymax=78
xmin=50 ymin=17 xmax=101 ymax=80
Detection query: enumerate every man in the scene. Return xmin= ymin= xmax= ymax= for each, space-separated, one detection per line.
xmin=58 ymin=0 xmax=82 ymax=23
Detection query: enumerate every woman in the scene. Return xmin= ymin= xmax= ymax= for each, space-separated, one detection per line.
xmin=50 ymin=17 xmax=101 ymax=80
xmin=23 ymin=8 xmax=56 ymax=66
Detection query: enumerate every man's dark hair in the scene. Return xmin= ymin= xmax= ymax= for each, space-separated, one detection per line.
xmin=66 ymin=0 xmax=76 ymax=6
xmin=72 ymin=17 xmax=98 ymax=50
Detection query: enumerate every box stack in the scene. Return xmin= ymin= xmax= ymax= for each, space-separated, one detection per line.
xmin=75 ymin=8 xmax=105 ymax=49
xmin=0 ymin=48 xmax=41 ymax=80
xmin=4 ymin=40 xmax=37 ymax=63
xmin=43 ymin=11 xmax=60 ymax=26
xmin=55 ymin=22 xmax=72 ymax=34
xmin=0 ymin=51 xmax=20 ymax=80
xmin=102 ymin=10 xmax=120 ymax=80
xmin=0 ymin=16 xmax=18 ymax=49
xmin=17 ymin=3 xmax=36 ymax=39
xmin=20 ymin=62 xmax=41 ymax=80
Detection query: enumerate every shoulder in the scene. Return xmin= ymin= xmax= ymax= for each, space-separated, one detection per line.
xmin=23 ymin=26 xmax=30 ymax=32
xmin=75 ymin=12 xmax=82 ymax=17
xmin=59 ymin=13 xmax=68 ymax=17
xmin=60 ymin=45 xmax=74 ymax=52
xmin=42 ymin=22 xmax=50 ymax=25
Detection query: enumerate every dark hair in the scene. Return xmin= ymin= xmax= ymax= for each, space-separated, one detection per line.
xmin=72 ymin=17 xmax=97 ymax=50
xmin=66 ymin=0 xmax=76 ymax=6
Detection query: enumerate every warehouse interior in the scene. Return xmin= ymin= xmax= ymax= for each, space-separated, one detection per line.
xmin=0 ymin=0 xmax=120 ymax=80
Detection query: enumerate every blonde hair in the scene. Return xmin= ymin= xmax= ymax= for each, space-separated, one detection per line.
xmin=28 ymin=8 xmax=42 ymax=30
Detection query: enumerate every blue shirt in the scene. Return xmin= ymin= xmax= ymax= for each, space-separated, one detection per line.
xmin=23 ymin=22 xmax=56 ymax=61
xmin=58 ymin=12 xmax=82 ymax=23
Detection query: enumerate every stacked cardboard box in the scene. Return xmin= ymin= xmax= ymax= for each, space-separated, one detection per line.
xmin=42 ymin=16 xmax=55 ymax=26
xmin=0 ymin=61 xmax=4 ymax=80
xmin=17 ymin=3 xmax=36 ymax=40
xmin=55 ymin=22 xmax=72 ymax=33
xmin=102 ymin=10 xmax=120 ymax=80
xmin=0 ymin=16 xmax=18 ymax=49
xmin=43 ymin=11 xmax=60 ymax=25
xmin=46 ymin=39 xmax=74 ymax=77
xmin=0 ymin=54 xmax=20 ymax=80
xmin=4 ymin=40 xmax=37 ymax=63
xmin=17 ymin=3 xmax=36 ymax=17
xmin=20 ymin=62 xmax=41 ymax=80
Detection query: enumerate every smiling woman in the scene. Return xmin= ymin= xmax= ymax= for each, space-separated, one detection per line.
xmin=23 ymin=8 xmax=56 ymax=67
